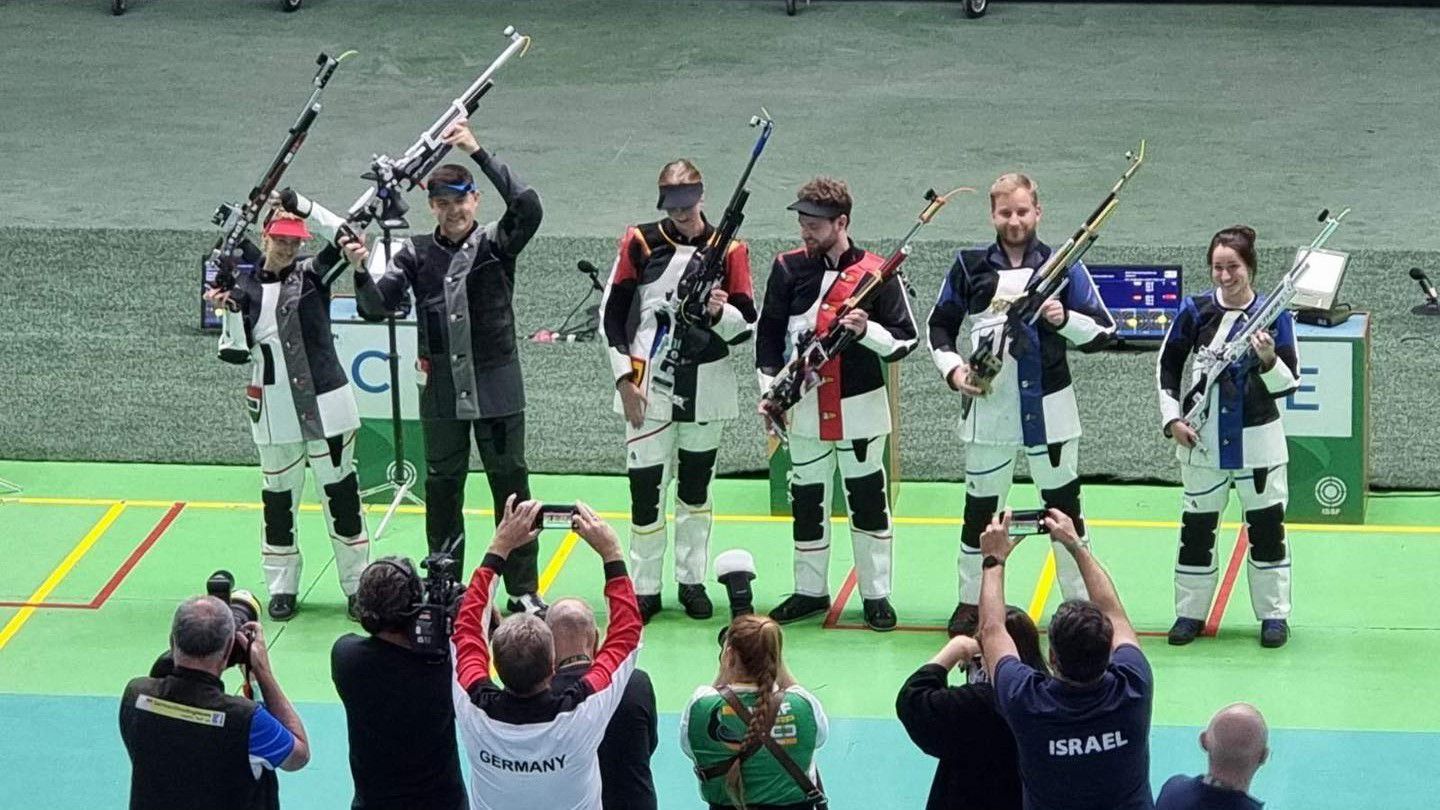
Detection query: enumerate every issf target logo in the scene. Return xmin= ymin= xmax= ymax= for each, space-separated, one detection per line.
xmin=1314 ymin=476 xmax=1348 ymax=514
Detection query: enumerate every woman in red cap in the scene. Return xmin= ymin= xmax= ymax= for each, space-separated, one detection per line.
xmin=205 ymin=209 xmax=370 ymax=621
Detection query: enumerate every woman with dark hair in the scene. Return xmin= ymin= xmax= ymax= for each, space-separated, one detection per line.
xmin=897 ymin=609 xmax=1049 ymax=810
xmin=681 ymin=614 xmax=828 ymax=809
xmin=1156 ymin=226 xmax=1300 ymax=648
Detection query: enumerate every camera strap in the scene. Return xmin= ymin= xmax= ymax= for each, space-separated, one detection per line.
xmin=693 ymin=686 xmax=828 ymax=809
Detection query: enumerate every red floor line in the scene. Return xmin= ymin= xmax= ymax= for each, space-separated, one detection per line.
xmin=830 ymin=621 xmax=1169 ymax=638
xmin=88 ymin=501 xmax=186 ymax=609
xmin=1204 ymin=526 xmax=1250 ymax=638
xmin=0 ymin=502 xmax=185 ymax=611
xmin=822 ymin=568 xmax=859 ymax=628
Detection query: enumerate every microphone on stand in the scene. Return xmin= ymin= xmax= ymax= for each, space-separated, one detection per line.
xmin=1409 ymin=267 xmax=1440 ymax=316
xmin=577 ymin=260 xmax=604 ymax=291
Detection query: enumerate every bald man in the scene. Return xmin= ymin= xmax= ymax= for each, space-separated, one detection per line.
xmin=548 ymin=598 xmax=658 ymax=810
xmin=1156 ymin=703 xmax=1269 ymax=809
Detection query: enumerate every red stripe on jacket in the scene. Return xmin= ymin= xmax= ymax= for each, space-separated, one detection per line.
xmin=583 ymin=569 xmax=643 ymax=694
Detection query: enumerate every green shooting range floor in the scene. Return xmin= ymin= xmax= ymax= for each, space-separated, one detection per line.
xmin=0 ymin=460 xmax=1437 ymax=807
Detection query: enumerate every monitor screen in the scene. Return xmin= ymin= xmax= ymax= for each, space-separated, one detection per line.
xmin=1087 ymin=264 xmax=1183 ymax=340
xmin=199 ymin=261 xmax=255 ymax=330
xmin=1291 ymin=248 xmax=1347 ymax=311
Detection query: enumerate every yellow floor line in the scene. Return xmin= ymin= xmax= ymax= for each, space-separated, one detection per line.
xmin=537 ymin=532 xmax=580 ymax=597
xmin=6 ymin=496 xmax=1439 ymax=534
xmin=0 ymin=503 xmax=126 ymax=651
xmin=1027 ymin=550 xmax=1058 ymax=623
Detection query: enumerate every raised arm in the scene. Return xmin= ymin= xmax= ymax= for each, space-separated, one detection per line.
xmin=570 ymin=502 xmax=642 ymax=697
xmin=347 ymin=233 xmax=416 ymax=322
xmin=976 ymin=512 xmax=1021 ymax=681
xmin=1046 ymin=508 xmax=1138 ymax=649
xmin=453 ymin=497 xmax=543 ymax=694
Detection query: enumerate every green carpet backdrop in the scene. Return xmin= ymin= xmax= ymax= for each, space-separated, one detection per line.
xmin=2 ymin=227 xmax=1433 ymax=487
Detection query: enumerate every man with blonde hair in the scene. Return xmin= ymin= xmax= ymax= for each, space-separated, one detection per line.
xmin=1156 ymin=703 xmax=1270 ymax=809
xmin=599 ymin=158 xmax=757 ymax=623
xmin=927 ymin=171 xmax=1116 ymax=636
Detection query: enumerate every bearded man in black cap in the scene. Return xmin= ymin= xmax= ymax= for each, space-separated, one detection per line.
xmin=599 ymin=158 xmax=756 ymax=624
xmin=342 ymin=118 xmax=547 ymax=616
xmin=755 ymin=176 xmax=918 ymax=632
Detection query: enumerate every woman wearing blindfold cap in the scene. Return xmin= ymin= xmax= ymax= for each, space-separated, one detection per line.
xmin=206 ymin=209 xmax=371 ymax=622
xmin=599 ymin=159 xmax=758 ymax=624
xmin=756 ymin=177 xmax=919 ymax=632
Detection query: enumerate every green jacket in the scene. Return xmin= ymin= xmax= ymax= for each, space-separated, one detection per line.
xmin=680 ymin=684 xmax=829 ymax=807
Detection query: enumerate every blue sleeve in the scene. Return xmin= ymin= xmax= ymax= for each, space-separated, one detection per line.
xmin=1272 ymin=309 xmax=1300 ymax=378
xmin=1111 ymin=644 xmax=1154 ymax=696
xmin=249 ymin=705 xmax=296 ymax=770
xmin=925 ymin=254 xmax=970 ymax=355
xmin=1056 ymin=260 xmax=1116 ymax=350
xmin=992 ymin=656 xmax=1039 ymax=716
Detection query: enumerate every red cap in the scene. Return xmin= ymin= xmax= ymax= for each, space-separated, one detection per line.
xmin=263 ymin=216 xmax=312 ymax=240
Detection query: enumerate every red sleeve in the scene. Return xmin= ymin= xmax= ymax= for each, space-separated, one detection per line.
xmin=453 ymin=554 xmax=504 ymax=691
xmin=582 ymin=563 xmax=643 ymax=694
xmin=610 ymin=227 xmax=648 ymax=285
xmin=723 ymin=240 xmax=754 ymax=298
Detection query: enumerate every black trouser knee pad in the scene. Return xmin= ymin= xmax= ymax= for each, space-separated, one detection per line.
xmin=844 ymin=470 xmax=889 ymax=533
xmin=1246 ymin=503 xmax=1287 ymax=563
xmin=628 ymin=465 xmax=665 ymax=527
xmin=961 ymin=495 xmax=1000 ymax=550
xmin=1178 ymin=511 xmax=1221 ymax=568
xmin=323 ymin=472 xmax=363 ymax=537
xmin=791 ymin=482 xmax=826 ymax=544
xmin=676 ymin=448 xmax=717 ymax=507
xmin=1040 ymin=478 xmax=1086 ymax=537
xmin=262 ymin=489 xmax=295 ymax=546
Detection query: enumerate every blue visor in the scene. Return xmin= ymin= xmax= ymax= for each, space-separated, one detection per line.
xmin=428 ymin=179 xmax=476 ymax=198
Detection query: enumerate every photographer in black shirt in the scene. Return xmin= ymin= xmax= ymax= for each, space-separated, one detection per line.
xmin=331 ymin=557 xmax=466 ymax=809
xmin=896 ymin=607 xmax=1049 ymax=810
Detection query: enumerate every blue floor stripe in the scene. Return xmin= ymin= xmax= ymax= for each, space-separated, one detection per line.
xmin=2 ymin=694 xmax=1435 ymax=809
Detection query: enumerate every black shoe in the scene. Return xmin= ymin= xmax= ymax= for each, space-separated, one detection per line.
xmin=768 ymin=594 xmax=830 ymax=625
xmin=268 ymin=594 xmax=297 ymax=621
xmin=1168 ymin=617 xmax=1204 ymax=646
xmin=946 ymin=603 xmax=979 ymax=637
xmin=637 ymin=594 xmax=662 ymax=624
xmin=506 ymin=593 xmax=549 ymax=619
xmin=863 ymin=598 xmax=896 ymax=632
xmin=678 ymin=584 xmax=714 ymax=620
xmin=1260 ymin=619 xmax=1289 ymax=648
xmin=346 ymin=594 xmax=361 ymax=623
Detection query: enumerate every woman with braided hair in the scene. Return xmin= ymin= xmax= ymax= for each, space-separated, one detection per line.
xmin=681 ymin=614 xmax=829 ymax=809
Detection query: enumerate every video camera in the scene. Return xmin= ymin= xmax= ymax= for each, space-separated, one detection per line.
xmin=407 ymin=553 xmax=467 ymax=659
xmin=206 ymin=570 xmax=263 ymax=668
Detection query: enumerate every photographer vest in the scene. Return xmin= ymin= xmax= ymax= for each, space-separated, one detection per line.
xmin=119 ymin=667 xmax=279 ymax=810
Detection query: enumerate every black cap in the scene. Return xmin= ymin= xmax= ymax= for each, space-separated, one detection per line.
xmin=656 ymin=182 xmax=703 ymax=211
xmin=787 ymin=197 xmax=850 ymax=219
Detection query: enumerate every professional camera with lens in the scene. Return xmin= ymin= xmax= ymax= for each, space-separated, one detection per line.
xmin=408 ymin=553 xmax=466 ymax=659
xmin=206 ymin=570 xmax=263 ymax=668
